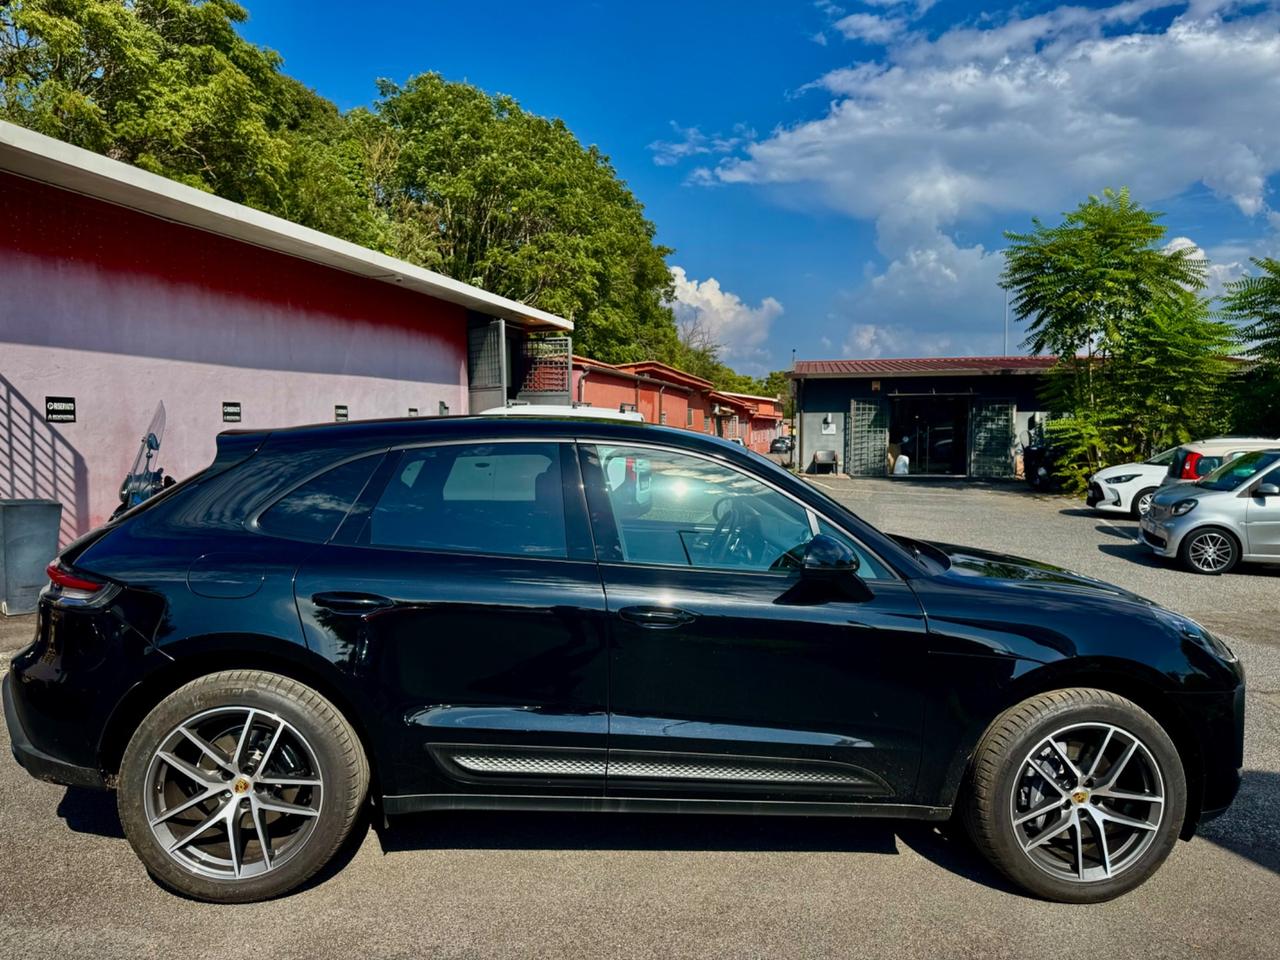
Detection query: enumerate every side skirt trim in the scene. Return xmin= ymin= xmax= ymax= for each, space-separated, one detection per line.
xmin=380 ymin=792 xmax=951 ymax=821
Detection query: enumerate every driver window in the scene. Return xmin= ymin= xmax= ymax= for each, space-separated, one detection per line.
xmin=594 ymin=444 xmax=887 ymax=577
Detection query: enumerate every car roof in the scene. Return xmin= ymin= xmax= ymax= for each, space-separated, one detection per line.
xmin=222 ymin=414 xmax=751 ymax=458
xmin=1181 ymin=437 xmax=1280 ymax=453
xmin=477 ymin=404 xmax=645 ymax=422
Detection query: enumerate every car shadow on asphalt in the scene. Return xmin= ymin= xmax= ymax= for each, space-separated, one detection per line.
xmin=57 ymin=786 xmax=124 ymax=839
xmin=1096 ymin=542 xmax=1167 ymax=567
xmin=371 ymin=811 xmax=1027 ymax=897
xmin=1195 ymin=770 xmax=1280 ymax=876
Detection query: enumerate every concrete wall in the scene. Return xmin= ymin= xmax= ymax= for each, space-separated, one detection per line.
xmin=1 ymin=173 xmax=468 ymax=540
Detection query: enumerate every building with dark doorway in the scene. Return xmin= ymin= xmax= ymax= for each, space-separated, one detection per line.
xmin=790 ymin=357 xmax=1056 ymax=477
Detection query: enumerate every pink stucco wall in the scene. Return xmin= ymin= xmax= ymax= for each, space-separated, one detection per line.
xmin=1 ymin=173 xmax=469 ymax=542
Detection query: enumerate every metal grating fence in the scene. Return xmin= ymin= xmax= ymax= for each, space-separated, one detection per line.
xmin=846 ymin=399 xmax=888 ymax=476
xmin=969 ymin=400 xmax=1015 ymax=477
xmin=518 ymin=336 xmax=572 ymax=403
xmin=467 ymin=320 xmax=505 ymax=390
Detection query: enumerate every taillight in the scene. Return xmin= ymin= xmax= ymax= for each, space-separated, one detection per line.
xmin=1179 ymin=451 xmax=1202 ymax=479
xmin=45 ymin=562 xmax=110 ymax=603
xmin=624 ymin=456 xmax=638 ymax=485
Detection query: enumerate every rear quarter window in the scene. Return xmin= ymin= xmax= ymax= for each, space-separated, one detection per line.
xmin=256 ymin=455 xmax=381 ymax=543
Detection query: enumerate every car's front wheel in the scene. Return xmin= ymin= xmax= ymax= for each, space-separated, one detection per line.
xmin=964 ymin=688 xmax=1186 ymax=903
xmin=1130 ymin=487 xmax=1157 ymax=519
xmin=117 ymin=670 xmax=369 ymax=902
xmin=1178 ymin=527 xmax=1240 ymax=575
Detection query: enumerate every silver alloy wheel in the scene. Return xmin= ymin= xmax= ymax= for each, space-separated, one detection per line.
xmin=1187 ymin=531 xmax=1233 ymax=573
xmin=1136 ymin=492 xmax=1154 ymax=516
xmin=144 ymin=707 xmax=323 ymax=881
xmin=1010 ymin=722 xmax=1164 ymax=884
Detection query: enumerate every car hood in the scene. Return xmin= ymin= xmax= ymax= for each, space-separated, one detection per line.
xmin=901 ymin=537 xmax=1155 ymax=607
xmin=1092 ymin=461 xmax=1160 ymax=482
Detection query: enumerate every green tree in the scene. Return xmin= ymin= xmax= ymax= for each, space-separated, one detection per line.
xmin=2 ymin=0 xmax=298 ymax=208
xmin=1002 ymin=189 xmax=1220 ymax=487
xmin=363 ymin=74 xmax=679 ymax=364
xmin=1221 ymin=257 xmax=1280 ymax=435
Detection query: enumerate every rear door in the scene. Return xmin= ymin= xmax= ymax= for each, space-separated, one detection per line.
xmin=291 ymin=439 xmax=611 ymax=803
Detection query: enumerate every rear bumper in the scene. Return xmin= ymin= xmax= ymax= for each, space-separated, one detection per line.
xmin=3 ymin=671 xmax=106 ymax=789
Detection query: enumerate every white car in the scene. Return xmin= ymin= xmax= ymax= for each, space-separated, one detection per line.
xmin=1087 ymin=448 xmax=1177 ymax=518
xmin=478 ymin=403 xmax=644 ymax=422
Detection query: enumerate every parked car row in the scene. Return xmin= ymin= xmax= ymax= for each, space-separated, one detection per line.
xmin=1079 ymin=437 xmax=1280 ymax=576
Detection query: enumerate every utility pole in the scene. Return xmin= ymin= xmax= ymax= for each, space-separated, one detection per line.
xmin=1003 ymin=288 xmax=1009 ymax=356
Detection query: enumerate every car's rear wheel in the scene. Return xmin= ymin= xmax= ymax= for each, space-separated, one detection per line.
xmin=118 ymin=670 xmax=369 ymax=902
xmin=965 ymin=688 xmax=1185 ymax=903
xmin=1130 ymin=487 xmax=1157 ymax=519
xmin=1178 ymin=527 xmax=1240 ymax=575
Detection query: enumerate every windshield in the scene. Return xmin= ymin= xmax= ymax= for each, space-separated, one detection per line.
xmin=1145 ymin=447 xmax=1177 ymax=466
xmin=1196 ymin=449 xmax=1280 ymax=491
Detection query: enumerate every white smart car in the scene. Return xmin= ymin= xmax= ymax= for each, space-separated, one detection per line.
xmin=1086 ymin=447 xmax=1177 ymax=518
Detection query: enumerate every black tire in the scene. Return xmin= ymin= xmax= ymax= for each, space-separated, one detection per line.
xmin=1129 ymin=486 xmax=1157 ymax=519
xmin=964 ymin=688 xmax=1186 ymax=903
xmin=1177 ymin=527 xmax=1240 ymax=575
xmin=118 ymin=670 xmax=369 ymax=903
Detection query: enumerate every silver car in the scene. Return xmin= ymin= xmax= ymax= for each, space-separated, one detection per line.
xmin=1141 ymin=448 xmax=1280 ymax=574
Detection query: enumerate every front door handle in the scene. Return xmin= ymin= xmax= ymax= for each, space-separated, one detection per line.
xmin=312 ymin=591 xmax=395 ymax=615
xmin=618 ymin=605 xmax=696 ymax=629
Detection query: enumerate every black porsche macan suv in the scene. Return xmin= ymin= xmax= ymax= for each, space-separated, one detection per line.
xmin=4 ymin=417 xmax=1244 ymax=903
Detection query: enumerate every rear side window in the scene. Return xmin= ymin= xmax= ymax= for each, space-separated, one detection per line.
xmin=257 ymin=456 xmax=380 ymax=543
xmin=367 ymin=443 xmax=566 ymax=558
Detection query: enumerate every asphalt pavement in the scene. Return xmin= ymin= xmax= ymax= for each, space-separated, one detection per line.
xmin=1 ymin=479 xmax=1278 ymax=959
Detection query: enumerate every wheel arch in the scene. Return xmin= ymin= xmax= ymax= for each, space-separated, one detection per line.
xmin=97 ymin=635 xmax=382 ymax=797
xmin=946 ymin=658 xmax=1205 ymax=839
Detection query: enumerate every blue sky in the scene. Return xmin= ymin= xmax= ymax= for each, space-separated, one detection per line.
xmin=239 ymin=1 xmax=1280 ymax=374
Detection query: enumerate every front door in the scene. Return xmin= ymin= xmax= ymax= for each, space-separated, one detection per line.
xmin=293 ymin=440 xmax=610 ymax=802
xmin=1245 ymin=464 xmax=1280 ymax=558
xmin=580 ymin=442 xmax=927 ymax=804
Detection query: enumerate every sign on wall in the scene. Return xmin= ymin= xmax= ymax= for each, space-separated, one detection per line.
xmin=334 ymin=405 xmax=348 ymax=422
xmin=222 ymin=402 xmax=241 ymax=423
xmin=408 ymin=407 xmax=418 ymax=417
xmin=44 ymin=396 xmax=76 ymax=423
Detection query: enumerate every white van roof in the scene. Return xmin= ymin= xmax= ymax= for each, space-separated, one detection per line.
xmin=477 ymin=404 xmax=645 ymax=423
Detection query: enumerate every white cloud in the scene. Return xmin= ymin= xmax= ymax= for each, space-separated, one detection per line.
xmin=1164 ymin=236 xmax=1251 ymax=298
xmin=834 ymin=12 xmax=907 ymax=43
xmin=697 ymin=2 xmax=1280 ymax=357
xmin=669 ymin=267 xmax=784 ymax=372
xmin=840 ymin=229 xmax=1007 ymax=357
xmin=649 ymin=122 xmax=754 ymax=167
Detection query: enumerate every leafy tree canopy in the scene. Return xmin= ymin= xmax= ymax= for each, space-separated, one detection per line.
xmin=2 ymin=2 xmax=779 ymax=388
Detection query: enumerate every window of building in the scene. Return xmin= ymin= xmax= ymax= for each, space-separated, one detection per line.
xmin=686 ymin=408 xmax=694 ymax=427
xmin=368 ymin=443 xmax=566 ymax=557
xmin=258 ymin=455 xmax=381 ymax=542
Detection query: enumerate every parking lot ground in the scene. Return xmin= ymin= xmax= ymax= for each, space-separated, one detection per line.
xmin=2 ymin=480 xmax=1279 ymax=960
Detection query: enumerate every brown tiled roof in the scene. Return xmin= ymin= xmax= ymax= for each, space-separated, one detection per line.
xmin=791 ymin=356 xmax=1057 ymax=377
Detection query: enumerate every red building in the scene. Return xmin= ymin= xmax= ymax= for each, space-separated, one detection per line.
xmin=572 ymin=357 xmax=786 ymax=453
xmin=0 ymin=121 xmax=572 ymax=541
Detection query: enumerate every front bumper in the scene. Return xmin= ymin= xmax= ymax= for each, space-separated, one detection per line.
xmin=1171 ymin=680 xmax=1246 ymax=832
xmin=1088 ymin=481 xmax=1126 ymax=511
xmin=3 ymin=671 xmax=105 ymax=788
xmin=1139 ymin=514 xmax=1180 ymax=556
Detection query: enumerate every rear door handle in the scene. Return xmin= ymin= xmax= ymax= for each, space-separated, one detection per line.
xmin=312 ymin=592 xmax=394 ymax=615
xmin=618 ymin=605 xmax=696 ymax=629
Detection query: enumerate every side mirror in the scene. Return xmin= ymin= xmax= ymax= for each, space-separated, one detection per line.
xmin=1257 ymin=483 xmax=1280 ymax=497
xmin=802 ymin=534 xmax=860 ymax=575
